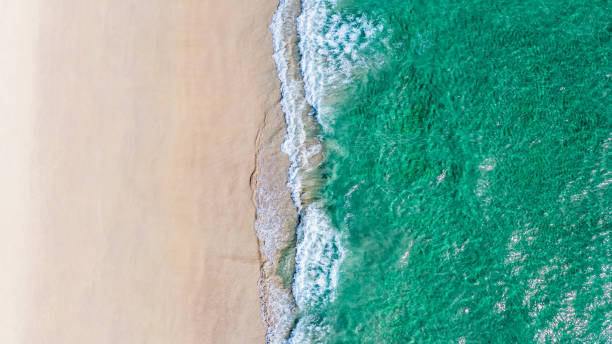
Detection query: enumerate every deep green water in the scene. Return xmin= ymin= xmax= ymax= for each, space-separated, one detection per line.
xmin=292 ymin=0 xmax=612 ymax=342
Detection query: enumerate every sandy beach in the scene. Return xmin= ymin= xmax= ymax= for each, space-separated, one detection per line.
xmin=0 ymin=0 xmax=279 ymax=342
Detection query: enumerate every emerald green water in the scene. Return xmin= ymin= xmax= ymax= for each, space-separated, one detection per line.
xmin=291 ymin=0 xmax=612 ymax=342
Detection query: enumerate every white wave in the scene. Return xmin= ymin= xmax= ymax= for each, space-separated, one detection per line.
xmin=272 ymin=0 xmax=344 ymax=342
xmin=298 ymin=0 xmax=385 ymax=131
xmin=293 ymin=205 xmax=342 ymax=308
xmin=268 ymin=0 xmax=386 ymax=342
xmin=287 ymin=204 xmax=344 ymax=343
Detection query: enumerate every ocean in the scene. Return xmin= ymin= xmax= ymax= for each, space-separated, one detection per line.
xmin=265 ymin=0 xmax=612 ymax=342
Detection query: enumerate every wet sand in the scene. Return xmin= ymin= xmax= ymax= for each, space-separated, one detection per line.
xmin=0 ymin=0 xmax=279 ymax=342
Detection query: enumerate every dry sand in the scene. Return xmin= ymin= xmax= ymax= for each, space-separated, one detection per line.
xmin=0 ymin=0 xmax=281 ymax=342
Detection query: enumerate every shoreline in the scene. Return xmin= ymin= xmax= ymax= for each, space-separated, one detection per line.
xmin=255 ymin=0 xmax=306 ymax=341
xmin=258 ymin=0 xmax=342 ymax=341
xmin=1 ymin=1 xmax=278 ymax=343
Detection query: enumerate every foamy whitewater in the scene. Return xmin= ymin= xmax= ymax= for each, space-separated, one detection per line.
xmin=267 ymin=0 xmax=384 ymax=342
xmin=270 ymin=0 xmax=344 ymax=342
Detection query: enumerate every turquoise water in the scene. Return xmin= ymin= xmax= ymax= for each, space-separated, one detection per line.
xmin=274 ymin=0 xmax=612 ymax=342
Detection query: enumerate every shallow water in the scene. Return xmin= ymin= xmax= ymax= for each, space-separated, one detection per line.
xmin=273 ymin=0 xmax=612 ymax=342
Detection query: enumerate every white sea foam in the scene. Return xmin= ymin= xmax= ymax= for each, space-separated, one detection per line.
xmin=298 ymin=0 xmax=385 ymax=131
xmin=268 ymin=0 xmax=384 ymax=342
xmin=287 ymin=204 xmax=344 ymax=343
xmin=271 ymin=0 xmax=343 ymax=342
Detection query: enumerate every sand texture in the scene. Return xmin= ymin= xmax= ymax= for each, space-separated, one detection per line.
xmin=0 ymin=0 xmax=279 ymax=342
